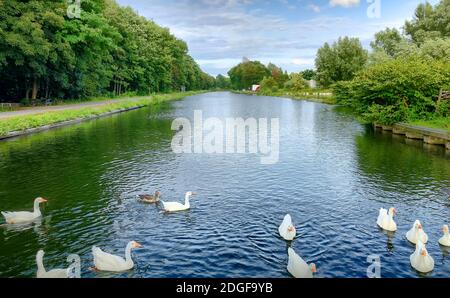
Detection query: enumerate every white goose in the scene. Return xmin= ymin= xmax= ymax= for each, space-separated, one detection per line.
xmin=161 ymin=192 xmax=197 ymax=212
xmin=287 ymin=248 xmax=317 ymax=278
xmin=92 ymin=241 xmax=142 ymax=272
xmin=439 ymin=225 xmax=450 ymax=247
xmin=2 ymin=197 xmax=48 ymax=224
xmin=410 ymin=240 xmax=434 ymax=273
xmin=36 ymin=250 xmax=69 ymax=278
xmin=376 ymin=207 xmax=397 ymax=232
xmin=406 ymin=220 xmax=429 ymax=244
xmin=278 ymin=214 xmax=296 ymax=241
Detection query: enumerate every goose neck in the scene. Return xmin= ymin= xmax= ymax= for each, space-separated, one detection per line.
xmin=33 ymin=199 xmax=42 ymax=216
xmin=184 ymin=193 xmax=191 ymax=208
xmin=125 ymin=242 xmax=134 ymax=266
xmin=36 ymin=253 xmax=46 ymax=274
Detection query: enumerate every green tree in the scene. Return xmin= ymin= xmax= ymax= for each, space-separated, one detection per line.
xmin=405 ymin=0 xmax=450 ymax=44
xmin=0 ymin=0 xmax=212 ymax=102
xmin=0 ymin=0 xmax=71 ymax=101
xmin=259 ymin=76 xmax=279 ymax=93
xmin=301 ymin=69 xmax=316 ymax=81
xmin=284 ymin=73 xmax=308 ymax=92
xmin=419 ymin=37 xmax=450 ymax=60
xmin=315 ymin=37 xmax=368 ymax=87
xmin=228 ymin=61 xmax=270 ymax=90
xmin=370 ymin=28 xmax=403 ymax=57
xmin=267 ymin=63 xmax=289 ymax=88
xmin=215 ymin=74 xmax=231 ymax=89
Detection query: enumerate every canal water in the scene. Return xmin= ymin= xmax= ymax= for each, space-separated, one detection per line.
xmin=0 ymin=92 xmax=448 ymax=278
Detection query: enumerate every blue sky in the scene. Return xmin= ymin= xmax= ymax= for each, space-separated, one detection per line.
xmin=115 ymin=0 xmax=440 ymax=76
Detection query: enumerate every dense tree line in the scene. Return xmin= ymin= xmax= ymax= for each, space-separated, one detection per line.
xmin=0 ymin=0 xmax=215 ymax=103
xmin=227 ymin=59 xmax=315 ymax=93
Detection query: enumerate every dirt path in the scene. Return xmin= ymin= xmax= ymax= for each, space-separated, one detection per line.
xmin=0 ymin=97 xmax=146 ymax=120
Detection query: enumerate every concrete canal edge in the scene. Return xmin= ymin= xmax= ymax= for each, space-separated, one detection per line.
xmin=0 ymin=105 xmax=145 ymax=141
xmin=374 ymin=122 xmax=450 ymax=150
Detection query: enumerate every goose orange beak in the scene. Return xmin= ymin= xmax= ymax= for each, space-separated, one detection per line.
xmin=40 ymin=198 xmax=48 ymax=203
xmin=133 ymin=242 xmax=143 ymax=248
xmin=420 ymin=250 xmax=427 ymax=257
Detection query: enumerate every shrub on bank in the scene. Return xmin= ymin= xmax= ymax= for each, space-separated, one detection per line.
xmin=333 ymin=57 xmax=450 ymax=125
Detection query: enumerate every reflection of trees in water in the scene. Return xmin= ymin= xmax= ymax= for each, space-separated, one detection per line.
xmin=355 ymin=126 xmax=450 ymax=192
xmin=0 ymin=102 xmax=176 ymax=277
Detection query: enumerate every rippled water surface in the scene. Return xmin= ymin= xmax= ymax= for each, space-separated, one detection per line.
xmin=0 ymin=92 xmax=449 ymax=278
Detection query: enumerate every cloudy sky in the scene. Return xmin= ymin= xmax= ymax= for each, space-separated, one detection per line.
xmin=115 ymin=0 xmax=439 ymax=76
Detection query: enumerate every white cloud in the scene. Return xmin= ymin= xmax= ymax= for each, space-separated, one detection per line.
xmin=330 ymin=0 xmax=360 ymax=7
xmin=292 ymin=58 xmax=315 ymax=66
xmin=308 ymin=4 xmax=321 ymax=13
xmin=116 ymin=0 xmax=419 ymax=75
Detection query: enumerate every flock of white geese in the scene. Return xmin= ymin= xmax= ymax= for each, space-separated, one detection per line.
xmin=376 ymin=207 xmax=449 ymax=273
xmin=2 ymin=196 xmax=450 ymax=278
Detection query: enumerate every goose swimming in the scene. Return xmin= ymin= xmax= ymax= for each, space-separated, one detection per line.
xmin=92 ymin=241 xmax=142 ymax=272
xmin=406 ymin=220 xmax=429 ymax=244
xmin=2 ymin=197 xmax=48 ymax=224
xmin=376 ymin=207 xmax=397 ymax=232
xmin=36 ymin=250 xmax=70 ymax=278
xmin=287 ymin=248 xmax=316 ymax=278
xmin=160 ymin=192 xmax=197 ymax=212
xmin=139 ymin=191 xmax=161 ymax=204
xmin=278 ymin=214 xmax=296 ymax=241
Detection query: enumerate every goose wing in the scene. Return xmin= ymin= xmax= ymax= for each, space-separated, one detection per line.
xmin=377 ymin=208 xmax=388 ymax=227
xmin=161 ymin=201 xmax=185 ymax=211
xmin=92 ymin=246 xmax=126 ymax=269
xmin=2 ymin=211 xmax=36 ymax=223
xmin=279 ymin=214 xmax=293 ymax=237
xmin=287 ymin=248 xmax=311 ymax=278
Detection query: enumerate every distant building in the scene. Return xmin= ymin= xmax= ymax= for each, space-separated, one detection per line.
xmin=307 ymin=80 xmax=317 ymax=89
xmin=252 ymin=85 xmax=261 ymax=92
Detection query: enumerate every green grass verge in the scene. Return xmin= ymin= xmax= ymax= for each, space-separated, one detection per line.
xmin=0 ymin=91 xmax=205 ymax=137
xmin=408 ymin=117 xmax=450 ymax=132
xmin=232 ymin=90 xmax=336 ymax=105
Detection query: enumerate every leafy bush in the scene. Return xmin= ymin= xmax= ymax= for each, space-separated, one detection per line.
xmin=334 ymin=56 xmax=450 ymax=124
xmin=284 ymin=73 xmax=309 ymax=92
xmin=259 ymin=77 xmax=279 ymax=94
xmin=435 ymin=100 xmax=449 ymax=117
xmin=333 ymin=81 xmax=356 ymax=105
xmin=363 ymin=104 xmax=409 ymax=125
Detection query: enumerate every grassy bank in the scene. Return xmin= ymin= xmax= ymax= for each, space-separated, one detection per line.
xmin=0 ymin=91 xmax=204 ymax=137
xmin=232 ymin=90 xmax=336 ymax=105
xmin=408 ymin=117 xmax=450 ymax=133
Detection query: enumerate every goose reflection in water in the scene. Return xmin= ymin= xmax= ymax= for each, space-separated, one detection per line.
xmin=378 ymin=228 xmax=396 ymax=253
